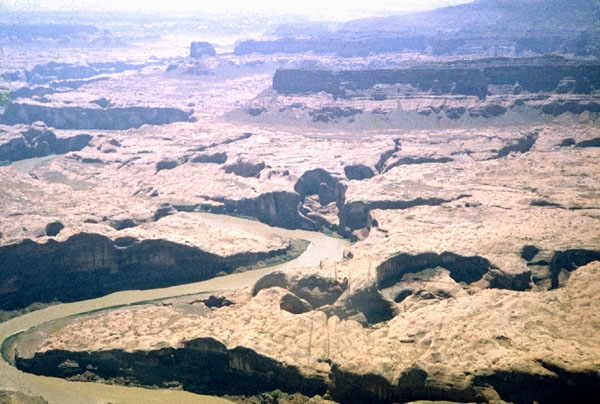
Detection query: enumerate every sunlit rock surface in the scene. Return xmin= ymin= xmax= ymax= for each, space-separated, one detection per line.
xmin=1 ymin=2 xmax=599 ymax=403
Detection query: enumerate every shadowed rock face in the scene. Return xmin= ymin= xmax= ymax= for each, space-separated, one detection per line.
xmin=155 ymin=159 xmax=179 ymax=172
xmin=340 ymin=197 xmax=458 ymax=236
xmin=190 ymin=152 xmax=227 ymax=164
xmin=201 ymin=165 xmax=461 ymax=237
xmin=541 ymin=99 xmax=600 ymax=116
xmin=0 ymin=233 xmax=291 ymax=311
xmin=15 ymin=337 xmax=328 ymax=398
xmin=272 ymin=57 xmax=600 ymax=99
xmin=521 ymin=245 xmax=541 ymax=261
xmin=471 ymin=361 xmax=600 ymax=404
xmin=198 ymin=295 xmax=235 ymax=309
xmin=199 ymin=169 xmax=353 ymax=232
xmin=190 ymin=41 xmax=216 ymax=58
xmin=329 ymin=363 xmax=477 ymax=404
xmin=344 ymin=165 xmax=375 ymax=181
xmin=16 ymin=336 xmax=600 ymax=404
xmin=309 ymin=107 xmax=362 ymax=122
xmin=1 ymin=103 xmax=193 ymax=130
xmin=0 ymin=126 xmax=92 ymax=163
xmin=22 ymin=61 xmax=148 ymax=84
xmin=377 ymin=252 xmax=495 ymax=290
xmin=224 ymin=158 xmax=266 ymax=178
xmin=549 ymin=249 xmax=600 ymax=289
xmin=376 ymin=248 xmax=600 ymax=295
xmin=280 ymin=292 xmax=312 ymax=314
xmin=198 ymin=192 xmax=311 ymax=230
xmin=294 ymin=168 xmax=345 ymax=207
xmin=383 ymin=156 xmax=454 ymax=173
xmin=494 ymin=131 xmax=538 ymax=159
xmin=10 ymin=257 xmax=600 ymax=404
xmin=44 ymin=222 xmax=64 ymax=237
xmin=327 ymin=285 xmax=397 ymax=325
xmin=575 ymin=138 xmax=600 ymax=148
xmin=329 ymin=360 xmax=600 ymax=404
xmin=253 ymin=272 xmax=347 ymax=308
xmin=234 ymin=192 xmax=308 ymax=229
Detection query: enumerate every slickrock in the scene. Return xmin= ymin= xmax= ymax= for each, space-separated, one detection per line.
xmin=16 ymin=261 xmax=600 ymax=403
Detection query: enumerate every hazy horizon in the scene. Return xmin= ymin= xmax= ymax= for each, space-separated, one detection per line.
xmin=1 ymin=0 xmax=473 ymax=21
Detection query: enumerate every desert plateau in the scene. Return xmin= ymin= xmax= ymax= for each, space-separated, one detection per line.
xmin=0 ymin=1 xmax=598 ymax=403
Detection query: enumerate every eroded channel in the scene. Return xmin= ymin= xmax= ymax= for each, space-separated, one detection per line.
xmin=0 ymin=212 xmax=349 ymax=404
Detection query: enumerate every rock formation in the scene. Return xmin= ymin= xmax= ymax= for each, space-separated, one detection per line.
xmin=190 ymin=42 xmax=217 ymax=58
xmin=273 ymin=57 xmax=600 ymax=99
xmin=14 ymin=261 xmax=600 ymax=404
xmin=1 ymin=5 xmax=599 ymax=404
xmin=224 ymin=158 xmax=266 ymax=178
xmin=1 ymin=103 xmax=193 ymax=130
xmin=0 ymin=125 xmax=92 ymax=163
xmin=0 ymin=212 xmax=297 ymax=311
xmin=235 ymin=0 xmax=600 ymax=58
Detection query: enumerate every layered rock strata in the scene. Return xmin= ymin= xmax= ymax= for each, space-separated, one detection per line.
xmin=13 ymin=261 xmax=600 ymax=404
xmin=1 ymin=103 xmax=193 ymax=130
xmin=0 ymin=212 xmax=297 ymax=311
xmin=272 ymin=57 xmax=600 ymax=99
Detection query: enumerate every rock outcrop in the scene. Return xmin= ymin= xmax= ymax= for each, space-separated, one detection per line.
xmin=273 ymin=57 xmax=600 ymax=99
xmin=253 ymin=271 xmax=347 ymax=308
xmin=343 ymin=165 xmax=374 ymax=181
xmin=44 ymin=221 xmax=64 ymax=237
xmin=0 ymin=232 xmax=293 ymax=311
xmin=15 ymin=262 xmax=600 ymax=404
xmin=190 ymin=41 xmax=217 ymax=58
xmin=224 ymin=158 xmax=266 ymax=178
xmin=339 ymin=196 xmax=462 ymax=237
xmin=16 ymin=337 xmax=328 ymax=398
xmin=1 ymin=103 xmax=193 ymax=130
xmin=0 ymin=125 xmax=92 ymax=163
xmin=190 ymin=152 xmax=228 ymax=164
xmin=294 ymin=169 xmax=346 ymax=207
xmin=202 ymin=192 xmax=310 ymax=230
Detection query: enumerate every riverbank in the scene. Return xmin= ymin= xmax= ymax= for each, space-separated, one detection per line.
xmin=0 ymin=213 xmax=349 ymax=404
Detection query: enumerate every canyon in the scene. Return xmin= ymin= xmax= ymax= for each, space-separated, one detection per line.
xmin=1 ymin=1 xmax=599 ymax=403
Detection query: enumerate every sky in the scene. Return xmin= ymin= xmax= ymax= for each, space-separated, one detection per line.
xmin=1 ymin=0 xmax=473 ymax=20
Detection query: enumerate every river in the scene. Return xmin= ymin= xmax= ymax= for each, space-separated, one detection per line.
xmin=0 ymin=212 xmax=350 ymax=404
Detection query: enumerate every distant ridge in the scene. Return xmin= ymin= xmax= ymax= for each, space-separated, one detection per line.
xmin=236 ymin=0 xmax=600 ymax=57
xmin=342 ymin=0 xmax=600 ymax=36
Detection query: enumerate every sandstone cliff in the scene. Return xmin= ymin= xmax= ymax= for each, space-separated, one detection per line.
xmin=15 ymin=261 xmax=600 ymax=404
xmin=1 ymin=103 xmax=193 ymax=130
xmin=272 ymin=57 xmax=600 ymax=99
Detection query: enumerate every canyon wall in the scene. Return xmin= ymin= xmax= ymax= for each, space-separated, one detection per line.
xmin=16 ymin=337 xmax=328 ymax=397
xmin=0 ymin=233 xmax=292 ymax=311
xmin=273 ymin=57 xmax=600 ymax=98
xmin=15 ymin=336 xmax=599 ymax=404
xmin=1 ymin=103 xmax=193 ymax=130
xmin=0 ymin=126 xmax=92 ymax=163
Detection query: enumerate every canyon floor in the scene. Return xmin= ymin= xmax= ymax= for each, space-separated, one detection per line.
xmin=1 ymin=20 xmax=599 ymax=404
